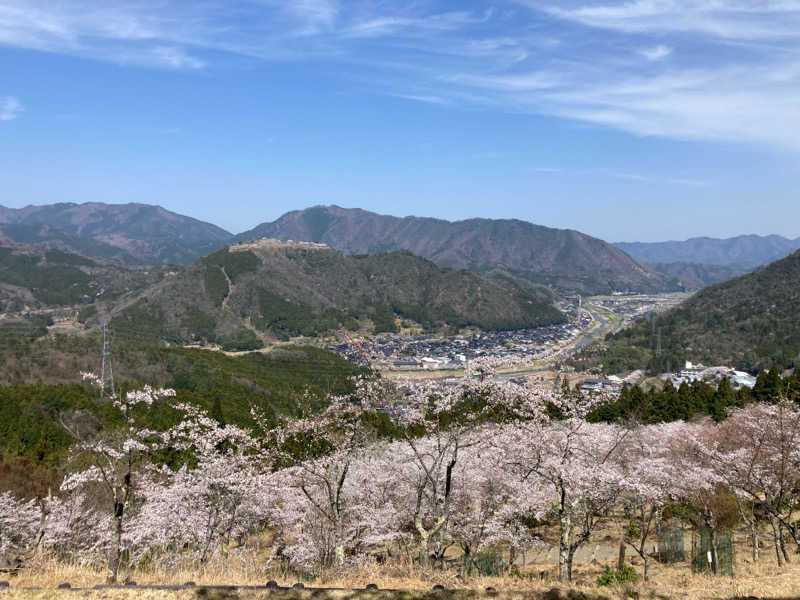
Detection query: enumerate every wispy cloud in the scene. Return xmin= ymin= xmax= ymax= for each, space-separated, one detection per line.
xmin=392 ymin=93 xmax=450 ymax=106
xmin=596 ymin=169 xmax=710 ymax=187
xmin=531 ymin=165 xmax=709 ymax=186
xmin=639 ymin=44 xmax=672 ymax=61
xmin=0 ymin=1 xmax=799 ymax=148
xmin=540 ymin=0 xmax=800 ymax=39
xmin=1 ymin=96 xmax=22 ymax=121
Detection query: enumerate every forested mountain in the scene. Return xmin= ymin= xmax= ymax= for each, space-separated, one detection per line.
xmin=616 ymin=234 xmax=800 ymax=269
xmin=0 ymin=242 xmax=170 ymax=325
xmin=236 ymin=205 xmax=670 ymax=295
xmin=645 ymin=262 xmax=746 ymax=290
xmin=0 ymin=333 xmax=366 ymax=484
xmin=98 ymin=239 xmax=565 ymax=348
xmin=578 ymin=250 xmax=800 ymax=373
xmin=0 ymin=203 xmax=233 ymax=265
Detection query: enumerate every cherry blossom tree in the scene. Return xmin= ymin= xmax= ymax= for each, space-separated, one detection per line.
xmin=62 ymin=374 xmax=175 ymax=582
xmin=489 ymin=382 xmax=627 ymax=583
xmin=447 ymin=440 xmax=540 ymax=566
xmin=42 ymin=492 xmax=108 ymax=564
xmin=129 ymin=403 xmax=270 ymax=568
xmin=390 ymin=379 xmax=498 ymax=567
xmin=662 ymin=421 xmax=733 ymax=575
xmin=260 ymin=378 xmax=386 ymax=567
xmin=704 ymin=402 xmax=800 ymax=565
xmin=615 ymin=422 xmax=689 ymax=581
xmin=0 ymin=492 xmax=44 ymax=566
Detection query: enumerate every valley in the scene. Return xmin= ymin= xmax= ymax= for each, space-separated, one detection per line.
xmin=0 ymin=201 xmax=797 ymax=600
xmin=4 ymin=6 xmax=800 ymax=597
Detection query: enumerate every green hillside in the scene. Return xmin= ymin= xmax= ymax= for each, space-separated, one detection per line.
xmin=101 ymin=240 xmax=565 ymax=346
xmin=0 ymin=332 xmax=367 ymax=483
xmin=0 ymin=243 xmax=171 ymax=314
xmin=574 ymin=250 xmax=800 ymax=373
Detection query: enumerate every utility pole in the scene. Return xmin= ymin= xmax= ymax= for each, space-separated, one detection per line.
xmin=100 ymin=322 xmax=115 ymax=399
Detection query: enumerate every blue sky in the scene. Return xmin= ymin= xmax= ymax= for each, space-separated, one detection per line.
xmin=1 ymin=0 xmax=799 ymax=242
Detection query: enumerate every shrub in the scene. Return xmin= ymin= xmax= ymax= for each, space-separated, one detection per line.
xmin=597 ymin=564 xmax=640 ymax=587
xmin=219 ymin=327 xmax=263 ymax=352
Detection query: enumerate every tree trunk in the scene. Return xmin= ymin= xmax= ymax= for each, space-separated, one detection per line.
xmin=779 ymin=522 xmax=791 ymax=563
xmin=643 ymin=554 xmax=650 ymax=582
xmin=708 ymin=527 xmax=719 ymax=576
xmin=751 ymin=521 xmax=759 ymax=562
xmin=417 ymin=534 xmax=429 ymax=568
xmin=566 ymin=547 xmax=576 ymax=583
xmin=617 ymin=537 xmax=627 ymax=570
xmin=108 ymin=502 xmax=124 ymax=583
xmin=558 ymin=512 xmax=572 ymax=583
xmin=771 ymin=519 xmax=783 ymax=567
xmin=334 ymin=544 xmax=345 ymax=566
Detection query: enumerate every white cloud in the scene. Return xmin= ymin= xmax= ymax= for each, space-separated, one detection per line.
xmin=147 ymin=46 xmax=205 ymax=69
xmin=639 ymin=44 xmax=672 ymax=60
xmin=0 ymin=96 xmax=22 ymax=121
xmin=520 ymin=63 xmax=800 ymax=148
xmin=541 ymin=0 xmax=800 ymax=39
xmin=533 ymin=165 xmax=709 ymax=185
xmin=392 ymin=93 xmax=450 ymax=105
xmin=0 ymin=1 xmax=799 ymax=149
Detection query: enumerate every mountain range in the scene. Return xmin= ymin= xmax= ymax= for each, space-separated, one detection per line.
xmin=0 ymin=201 xmax=798 ymax=372
xmin=236 ymin=205 xmax=668 ymax=294
xmin=0 ymin=203 xmax=232 ymax=265
xmin=0 ymin=202 xmax=675 ymax=295
xmin=615 ymin=234 xmax=800 ymax=269
xmin=644 ymin=262 xmax=747 ymax=290
xmin=1 ymin=201 xmax=796 ymax=300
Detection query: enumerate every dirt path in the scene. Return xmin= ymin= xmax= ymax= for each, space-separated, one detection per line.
xmin=219 ymin=266 xmax=270 ymax=346
xmin=220 ymin=267 xmax=234 ymax=312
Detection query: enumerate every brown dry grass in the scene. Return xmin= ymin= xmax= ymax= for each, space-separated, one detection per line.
xmin=4 ymin=552 xmax=800 ymax=600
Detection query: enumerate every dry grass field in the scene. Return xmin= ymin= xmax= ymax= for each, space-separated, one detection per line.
xmin=4 ymin=551 xmax=800 ymax=600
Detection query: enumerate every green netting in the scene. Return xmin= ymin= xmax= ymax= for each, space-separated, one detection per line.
xmin=463 ymin=552 xmax=504 ymax=576
xmin=691 ymin=528 xmax=734 ymax=576
xmin=658 ymin=526 xmax=685 ymax=563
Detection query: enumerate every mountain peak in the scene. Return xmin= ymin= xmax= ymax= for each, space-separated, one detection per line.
xmin=236 ymin=206 xmax=670 ymax=294
xmin=0 ymin=202 xmax=233 ymax=265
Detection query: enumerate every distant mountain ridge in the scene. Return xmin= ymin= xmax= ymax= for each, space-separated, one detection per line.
xmin=615 ymin=234 xmax=800 ymax=269
xmin=236 ymin=205 xmax=669 ymax=294
xmin=2 ymin=201 xmax=790 ymax=293
xmin=645 ymin=262 xmax=747 ymax=291
xmin=0 ymin=202 xmax=233 ymax=265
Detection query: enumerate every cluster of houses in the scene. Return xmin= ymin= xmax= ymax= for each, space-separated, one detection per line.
xmin=328 ymin=316 xmax=593 ymax=372
xmin=575 ymin=361 xmax=758 ymax=398
xmin=578 ymin=376 xmax=624 ymax=396
xmin=672 ymin=361 xmax=757 ymax=389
